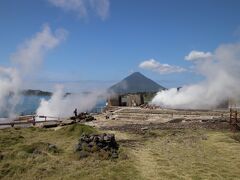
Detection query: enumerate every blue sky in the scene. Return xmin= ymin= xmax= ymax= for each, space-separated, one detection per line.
xmin=1 ymin=0 xmax=240 ymax=92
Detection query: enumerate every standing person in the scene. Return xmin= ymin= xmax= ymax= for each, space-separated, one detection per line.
xmin=74 ymin=108 xmax=78 ymax=117
xmin=32 ymin=116 xmax=36 ymax=126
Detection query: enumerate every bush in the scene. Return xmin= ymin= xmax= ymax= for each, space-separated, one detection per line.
xmin=58 ymin=124 xmax=97 ymax=137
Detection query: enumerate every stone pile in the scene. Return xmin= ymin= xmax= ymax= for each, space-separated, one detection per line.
xmin=70 ymin=112 xmax=96 ymax=122
xmin=75 ymin=133 xmax=119 ymax=159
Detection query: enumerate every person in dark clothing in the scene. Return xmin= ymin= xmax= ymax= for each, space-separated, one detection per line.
xmin=32 ymin=116 xmax=36 ymax=126
xmin=74 ymin=108 xmax=78 ymax=117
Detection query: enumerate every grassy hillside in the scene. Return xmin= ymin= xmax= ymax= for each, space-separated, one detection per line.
xmin=0 ymin=125 xmax=240 ymax=179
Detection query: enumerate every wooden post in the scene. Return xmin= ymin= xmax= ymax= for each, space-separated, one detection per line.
xmin=230 ymin=108 xmax=239 ymax=131
xmin=230 ymin=108 xmax=232 ymax=124
xmin=235 ymin=111 xmax=237 ymax=124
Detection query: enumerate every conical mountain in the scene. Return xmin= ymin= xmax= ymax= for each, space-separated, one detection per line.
xmin=109 ymin=72 xmax=165 ymax=94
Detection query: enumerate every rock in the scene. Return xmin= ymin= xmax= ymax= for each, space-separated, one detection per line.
xmin=141 ymin=127 xmax=149 ymax=131
xmin=75 ymin=133 xmax=119 ymax=159
xmin=48 ymin=144 xmax=58 ymax=153
xmin=112 ymin=152 xmax=118 ymax=159
xmin=70 ymin=112 xmax=95 ymax=123
xmin=88 ymin=141 xmax=95 ymax=148
xmin=103 ymin=135 xmax=109 ymax=141
xmin=75 ymin=144 xmax=82 ymax=152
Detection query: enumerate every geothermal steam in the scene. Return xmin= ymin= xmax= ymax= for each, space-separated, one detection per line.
xmin=0 ymin=24 xmax=105 ymax=118
xmin=0 ymin=67 xmax=21 ymax=117
xmin=36 ymin=86 xmax=105 ymax=117
xmin=0 ymin=25 xmax=67 ymax=117
xmin=151 ymin=43 xmax=240 ymax=109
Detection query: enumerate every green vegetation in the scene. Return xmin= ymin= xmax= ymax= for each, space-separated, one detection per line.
xmin=0 ymin=125 xmax=240 ymax=179
xmin=129 ymin=130 xmax=240 ymax=179
xmin=0 ymin=125 xmax=139 ymax=180
xmin=57 ymin=123 xmax=97 ymax=137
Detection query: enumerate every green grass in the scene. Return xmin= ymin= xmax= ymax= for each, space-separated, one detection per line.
xmin=0 ymin=125 xmax=240 ymax=179
xmin=0 ymin=125 xmax=140 ymax=180
xmin=129 ymin=129 xmax=240 ymax=180
xmin=57 ymin=124 xmax=97 ymax=137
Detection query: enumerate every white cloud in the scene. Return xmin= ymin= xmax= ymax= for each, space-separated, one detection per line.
xmin=90 ymin=0 xmax=110 ymax=20
xmin=185 ymin=50 xmax=212 ymax=61
xmin=139 ymin=59 xmax=186 ymax=74
xmin=48 ymin=0 xmax=110 ymax=20
xmin=11 ymin=24 xmax=67 ymax=73
xmin=234 ymin=26 xmax=240 ymax=37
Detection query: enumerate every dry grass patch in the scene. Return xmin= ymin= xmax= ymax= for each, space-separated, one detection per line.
xmin=1 ymin=125 xmax=240 ymax=179
xmin=0 ymin=125 xmax=141 ymax=180
xmin=129 ymin=129 xmax=240 ymax=179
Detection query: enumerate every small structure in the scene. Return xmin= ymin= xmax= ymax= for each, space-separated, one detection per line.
xmin=107 ymin=72 xmax=165 ymax=107
xmin=108 ymin=95 xmax=121 ymax=106
xmin=108 ymin=93 xmax=144 ymax=107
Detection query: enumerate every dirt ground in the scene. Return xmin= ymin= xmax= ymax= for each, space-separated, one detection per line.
xmin=1 ymin=107 xmax=240 ymax=180
xmin=87 ymin=107 xmax=230 ymax=133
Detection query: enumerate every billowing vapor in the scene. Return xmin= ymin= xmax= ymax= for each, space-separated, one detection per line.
xmin=0 ymin=25 xmax=67 ymax=117
xmin=36 ymin=86 xmax=106 ymax=117
xmin=0 ymin=67 xmax=21 ymax=117
xmin=151 ymin=43 xmax=240 ymax=109
xmin=11 ymin=24 xmax=67 ymax=73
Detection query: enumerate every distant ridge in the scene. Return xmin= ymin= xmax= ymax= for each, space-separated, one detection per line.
xmin=108 ymin=72 xmax=165 ymax=94
xmin=22 ymin=90 xmax=72 ymax=97
xmin=22 ymin=89 xmax=52 ymax=96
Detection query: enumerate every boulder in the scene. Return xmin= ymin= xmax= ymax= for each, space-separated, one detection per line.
xmin=75 ymin=133 xmax=119 ymax=159
xmin=70 ymin=112 xmax=96 ymax=122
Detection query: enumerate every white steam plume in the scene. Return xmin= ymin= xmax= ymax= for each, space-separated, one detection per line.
xmin=0 ymin=25 xmax=67 ymax=117
xmin=0 ymin=67 xmax=21 ymax=117
xmin=11 ymin=24 xmax=67 ymax=74
xmin=36 ymin=86 xmax=106 ymax=117
xmin=151 ymin=42 xmax=240 ymax=109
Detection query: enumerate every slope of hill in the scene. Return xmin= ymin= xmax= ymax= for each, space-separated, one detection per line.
xmin=109 ymin=72 xmax=165 ymax=94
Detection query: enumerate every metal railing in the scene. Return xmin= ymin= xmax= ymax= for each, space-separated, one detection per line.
xmin=0 ymin=115 xmax=61 ymax=127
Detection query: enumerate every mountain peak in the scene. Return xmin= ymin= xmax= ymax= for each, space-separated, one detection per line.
xmin=109 ymin=72 xmax=165 ymax=94
xmin=127 ymin=72 xmax=146 ymax=78
xmin=131 ymin=72 xmax=142 ymax=75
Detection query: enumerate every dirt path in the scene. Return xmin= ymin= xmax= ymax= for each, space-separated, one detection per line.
xmin=132 ymin=146 xmax=160 ymax=179
xmin=104 ymin=130 xmax=160 ymax=179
